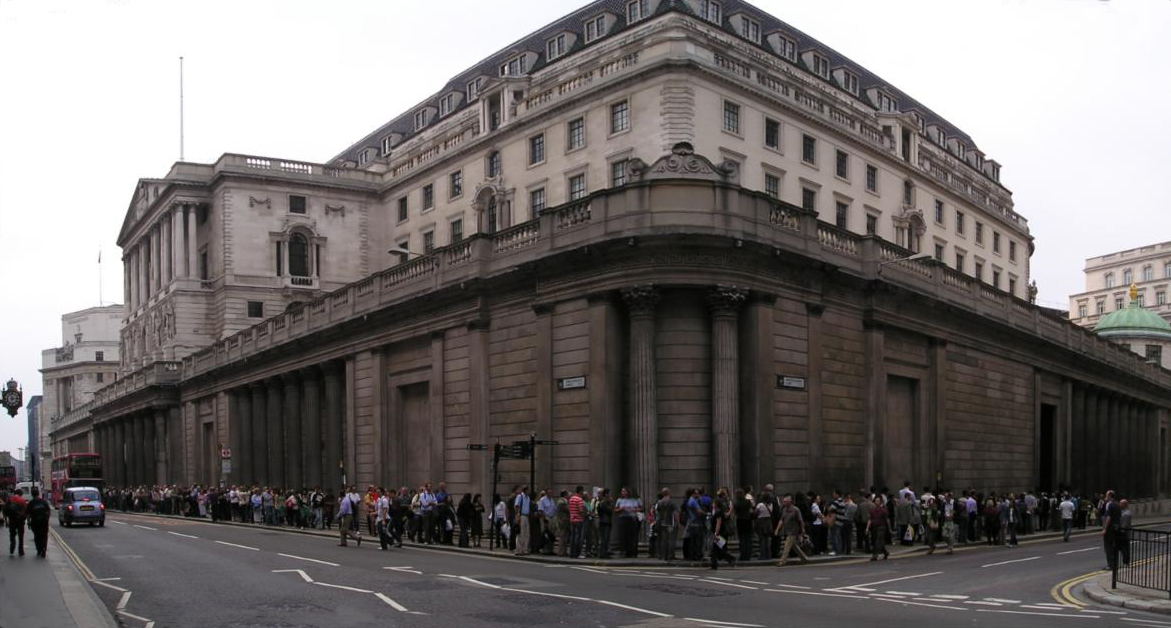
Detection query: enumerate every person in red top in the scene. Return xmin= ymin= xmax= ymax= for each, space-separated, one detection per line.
xmin=568 ymin=486 xmax=586 ymax=559
xmin=5 ymin=488 xmax=28 ymax=556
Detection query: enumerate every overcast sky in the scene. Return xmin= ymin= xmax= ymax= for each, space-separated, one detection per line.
xmin=1 ymin=0 xmax=1168 ymax=456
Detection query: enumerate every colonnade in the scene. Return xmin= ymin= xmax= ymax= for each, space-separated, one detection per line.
xmin=227 ymin=360 xmax=345 ymax=491
xmin=124 ymin=201 xmax=201 ymax=313
xmin=95 ymin=407 xmax=183 ymax=488
xmin=1069 ymin=384 xmax=1159 ymax=498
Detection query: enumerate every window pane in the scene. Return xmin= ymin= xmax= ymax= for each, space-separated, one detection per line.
xmin=610 ymin=101 xmax=629 ymax=133
xmin=289 ymin=234 xmax=309 ymax=277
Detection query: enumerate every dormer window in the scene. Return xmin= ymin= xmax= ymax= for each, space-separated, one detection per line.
xmin=358 ymin=149 xmax=371 ymax=166
xmin=414 ymin=109 xmax=428 ymax=131
xmin=547 ymin=33 xmax=568 ymax=61
xmin=585 ymin=15 xmax=607 ymax=42
xmin=877 ymin=92 xmax=897 ymax=113
xmin=626 ymin=0 xmax=648 ymax=23
xmin=811 ymin=53 xmax=830 ymax=79
xmin=380 ymin=135 xmax=393 ymax=156
xmin=738 ymin=16 xmax=760 ymax=43
xmin=840 ymin=70 xmax=859 ymax=95
xmin=775 ymin=36 xmax=797 ymax=62
xmin=701 ymin=1 xmax=721 ymax=24
xmin=466 ymin=77 xmax=482 ymax=102
xmin=936 ymin=127 xmax=946 ymax=147
xmin=439 ymin=94 xmax=455 ymax=117
xmin=500 ymin=54 xmax=527 ymax=77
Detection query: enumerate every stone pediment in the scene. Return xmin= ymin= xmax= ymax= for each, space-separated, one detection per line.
xmin=636 ymin=142 xmax=737 ymax=183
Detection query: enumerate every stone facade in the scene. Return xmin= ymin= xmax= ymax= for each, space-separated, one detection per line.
xmin=1070 ymin=241 xmax=1171 ymax=327
xmin=39 ymin=305 xmax=122 ymax=486
xmin=86 ymin=2 xmax=1171 ymax=500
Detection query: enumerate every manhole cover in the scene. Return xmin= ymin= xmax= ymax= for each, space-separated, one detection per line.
xmin=632 ymin=583 xmax=739 ymax=598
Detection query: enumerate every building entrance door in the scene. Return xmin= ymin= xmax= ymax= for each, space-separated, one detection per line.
xmin=1039 ymin=403 xmax=1057 ymax=492
xmin=884 ymin=376 xmax=917 ymax=490
xmin=400 ymin=382 xmax=431 ymax=488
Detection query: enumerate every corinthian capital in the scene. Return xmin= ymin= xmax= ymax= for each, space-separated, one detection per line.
xmin=621 ymin=285 xmax=660 ymax=316
xmin=707 ymin=285 xmax=748 ymax=316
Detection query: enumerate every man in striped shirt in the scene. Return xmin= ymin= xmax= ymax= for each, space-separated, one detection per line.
xmin=568 ymin=486 xmax=586 ymax=558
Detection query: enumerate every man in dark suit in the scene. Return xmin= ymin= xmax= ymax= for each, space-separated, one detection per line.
xmin=1101 ymin=490 xmax=1122 ymax=571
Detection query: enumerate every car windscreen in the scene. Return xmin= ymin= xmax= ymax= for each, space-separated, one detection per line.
xmin=71 ymin=491 xmax=101 ymax=502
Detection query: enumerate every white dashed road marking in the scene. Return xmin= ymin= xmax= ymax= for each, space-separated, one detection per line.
xmin=316 ymin=582 xmax=373 ymax=593
xmin=214 ymin=540 xmax=259 ymax=551
xmin=117 ymin=591 xmax=132 ymax=610
xmin=384 ymin=565 xmax=423 ymax=575
xmin=277 ymin=553 xmax=339 ymax=567
xmin=167 ymin=532 xmax=198 ymax=539
xmin=375 ymin=592 xmax=409 ymax=612
xmin=700 ymin=579 xmax=758 ymax=590
xmin=981 ymin=556 xmax=1040 ymax=568
xmin=133 ymin=525 xmax=157 ymax=531
xmin=836 ymin=572 xmax=943 ymax=591
xmin=1057 ymin=547 xmax=1096 ymax=555
xmin=984 ymin=598 xmax=1022 ymax=604
xmin=272 ymin=569 xmax=314 ymax=583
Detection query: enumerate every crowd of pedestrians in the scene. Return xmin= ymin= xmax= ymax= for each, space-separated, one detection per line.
xmin=100 ymin=480 xmax=1125 ymax=568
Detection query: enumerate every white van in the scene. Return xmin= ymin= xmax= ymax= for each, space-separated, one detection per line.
xmin=14 ymin=481 xmax=43 ymax=496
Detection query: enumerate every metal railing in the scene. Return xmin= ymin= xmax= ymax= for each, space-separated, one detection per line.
xmin=1113 ymin=527 xmax=1171 ymax=598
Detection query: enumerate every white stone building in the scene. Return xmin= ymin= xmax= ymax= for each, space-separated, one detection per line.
xmin=1070 ymin=240 xmax=1171 ymax=328
xmin=39 ymin=305 xmax=122 ymax=485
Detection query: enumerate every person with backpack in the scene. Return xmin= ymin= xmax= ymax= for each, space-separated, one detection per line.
xmin=5 ymin=488 xmax=27 ymax=556
xmin=26 ymin=487 xmax=52 ymax=558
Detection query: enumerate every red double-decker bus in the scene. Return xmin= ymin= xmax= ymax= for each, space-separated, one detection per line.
xmin=0 ymin=465 xmax=15 ymax=492
xmin=51 ymin=453 xmax=103 ymax=505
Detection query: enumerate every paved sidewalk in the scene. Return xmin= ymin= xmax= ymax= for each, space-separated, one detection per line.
xmin=1085 ymin=572 xmax=1171 ymax=614
xmin=110 ymin=509 xmax=1165 ymax=568
xmin=0 ymin=529 xmax=118 ymax=628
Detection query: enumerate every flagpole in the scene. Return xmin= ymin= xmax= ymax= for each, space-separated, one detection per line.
xmin=98 ymin=247 xmax=103 ymax=306
xmin=179 ymin=56 xmax=185 ymax=161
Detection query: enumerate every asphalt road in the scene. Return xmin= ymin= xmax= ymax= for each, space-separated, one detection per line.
xmin=53 ymin=513 xmax=1171 ymax=628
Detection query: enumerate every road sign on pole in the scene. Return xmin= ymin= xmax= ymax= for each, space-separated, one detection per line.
xmin=220 ymin=448 xmax=232 ymax=459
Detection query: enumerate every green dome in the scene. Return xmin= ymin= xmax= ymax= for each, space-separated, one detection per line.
xmin=1095 ymin=301 xmax=1171 ymax=338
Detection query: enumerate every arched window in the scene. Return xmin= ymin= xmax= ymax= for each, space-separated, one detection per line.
xmin=1105 ymin=273 xmax=1115 ymax=288
xmin=1143 ymin=266 xmax=1153 ymax=282
xmin=289 ymin=233 xmax=309 ymax=277
xmin=487 ymin=196 xmax=498 ymax=234
xmin=1123 ymin=268 xmax=1133 ymax=285
xmin=1166 ymin=263 xmax=1171 ymax=279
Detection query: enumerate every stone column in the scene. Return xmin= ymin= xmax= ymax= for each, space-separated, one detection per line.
xmin=133 ymin=413 xmax=147 ymax=486
xmin=138 ymin=241 xmax=148 ymax=305
xmin=707 ymin=285 xmax=747 ymax=491
xmin=148 ymin=226 xmax=158 ymax=294
xmin=250 ymin=382 xmax=267 ymax=484
xmin=171 ymin=205 xmax=184 ymax=278
xmin=323 ymin=361 xmax=344 ymax=492
xmin=123 ymin=261 xmax=132 ymax=313
xmin=186 ymin=204 xmax=198 ymax=280
xmin=1104 ymin=394 xmax=1118 ymax=491
xmin=165 ymin=407 xmax=182 ymax=484
xmin=154 ymin=410 xmax=167 ymax=485
xmin=1071 ymin=385 xmax=1086 ymax=493
xmin=283 ymin=373 xmax=303 ymax=490
xmin=302 ymin=367 xmax=322 ymax=490
xmin=266 ymin=377 xmax=285 ymax=488
xmin=236 ymin=388 xmax=252 ymax=486
xmin=143 ymin=411 xmax=156 ymax=486
xmin=113 ymin=419 xmax=125 ymax=487
xmin=622 ymin=285 xmax=660 ymax=505
xmin=160 ymin=215 xmax=171 ymax=286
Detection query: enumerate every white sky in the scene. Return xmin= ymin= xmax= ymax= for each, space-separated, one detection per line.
xmin=1 ymin=0 xmax=1168 ymax=455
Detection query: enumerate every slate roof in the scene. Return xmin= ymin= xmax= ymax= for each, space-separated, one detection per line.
xmin=330 ymin=0 xmax=989 ymax=176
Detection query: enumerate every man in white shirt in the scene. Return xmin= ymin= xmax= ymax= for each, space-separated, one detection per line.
xmin=376 ymin=488 xmax=392 ymax=550
xmin=1060 ymin=493 xmax=1076 ymax=542
xmin=898 ymin=482 xmax=916 ymax=505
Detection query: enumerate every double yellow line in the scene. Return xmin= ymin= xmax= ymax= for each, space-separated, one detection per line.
xmin=1051 ymin=570 xmax=1098 ymax=607
xmin=50 ymin=527 xmax=97 ymax=581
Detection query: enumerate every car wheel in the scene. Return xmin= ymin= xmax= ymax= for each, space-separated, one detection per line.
xmin=98 ymin=519 xmax=105 ymax=527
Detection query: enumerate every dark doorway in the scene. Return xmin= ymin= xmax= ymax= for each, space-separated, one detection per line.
xmin=400 ymin=382 xmax=431 ymax=488
xmin=1039 ymin=404 xmax=1057 ymax=492
xmin=884 ymin=376 xmax=918 ymax=490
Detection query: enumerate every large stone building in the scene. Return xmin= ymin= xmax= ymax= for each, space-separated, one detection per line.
xmin=40 ymin=305 xmax=123 ymax=486
xmin=88 ymin=0 xmax=1170 ymax=503
xmin=1070 ymin=241 xmax=1171 ymax=329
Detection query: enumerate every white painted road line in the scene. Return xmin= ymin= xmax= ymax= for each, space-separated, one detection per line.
xmin=683 ymin=618 xmax=766 ymax=627
xmin=384 ymin=566 xmax=423 ymax=575
xmin=978 ymin=608 xmax=1098 ymax=620
xmin=167 ymin=532 xmax=199 ymax=539
xmin=1122 ymin=619 xmax=1171 ymax=625
xmin=133 ymin=525 xmax=157 ymax=531
xmin=1057 ymin=547 xmax=1096 ymax=555
xmin=874 ymin=597 xmax=964 ymax=611
xmin=571 ymin=566 xmax=610 ymax=575
xmin=459 ymin=575 xmax=501 ymax=589
xmin=963 ymin=601 xmax=1002 ymax=607
xmin=375 ymin=592 xmax=409 ymax=612
xmin=930 ymin=594 xmax=969 ymax=600
xmin=94 ymin=577 xmax=122 ymax=581
xmin=839 ymin=572 xmax=943 ymax=590
xmin=700 ymin=579 xmax=758 ymax=590
xmin=91 ymin=580 xmax=129 ymax=593
xmin=316 ymin=582 xmax=373 ymax=594
xmin=770 ymin=583 xmax=811 ymax=590
xmin=984 ymin=597 xmax=1022 ymax=604
xmin=1087 ymin=609 xmax=1127 ymax=615
xmin=116 ymin=591 xmax=132 ymax=610
xmin=278 ymin=553 xmax=339 ymax=567
xmin=116 ymin=609 xmax=156 ymax=628
xmin=215 ymin=540 xmax=259 ymax=551
xmin=109 ymin=520 xmax=127 ymax=525
xmin=596 ymin=599 xmax=672 ymax=618
xmin=1022 ymin=605 xmax=1076 ymax=611
xmin=884 ymin=591 xmax=922 ymax=596
xmin=981 ymin=556 xmax=1040 ymax=568
xmin=765 ymin=588 xmax=861 ymax=600
xmin=272 ymin=569 xmax=314 ymax=583
xmin=739 ymin=580 xmax=770 ymax=586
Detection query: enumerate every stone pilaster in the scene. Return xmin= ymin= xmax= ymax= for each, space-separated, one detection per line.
xmin=154 ymin=410 xmax=167 ymax=485
xmin=1071 ymin=384 xmax=1086 ymax=492
xmin=167 ymin=406 xmax=183 ymax=485
xmin=236 ymin=388 xmax=252 ymax=486
xmin=133 ymin=413 xmax=146 ymax=486
xmin=707 ymin=285 xmax=747 ymax=491
xmin=186 ymin=204 xmax=198 ymax=280
xmin=622 ymin=285 xmax=660 ymax=504
xmin=250 ymin=382 xmax=267 ymax=484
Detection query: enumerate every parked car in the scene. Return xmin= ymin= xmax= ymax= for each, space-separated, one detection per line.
xmin=58 ymin=486 xmax=104 ymax=527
